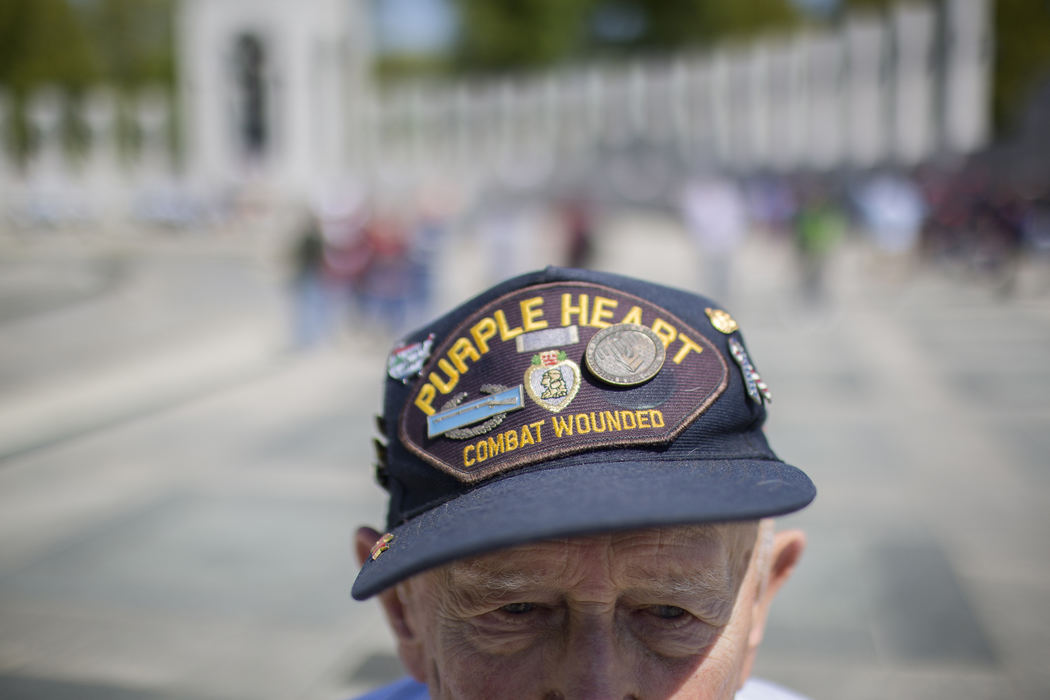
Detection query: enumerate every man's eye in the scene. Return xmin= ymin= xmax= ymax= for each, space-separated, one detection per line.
xmin=648 ymin=605 xmax=687 ymax=620
xmin=499 ymin=602 xmax=536 ymax=615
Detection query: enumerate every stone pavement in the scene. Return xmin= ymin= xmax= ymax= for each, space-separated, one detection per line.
xmin=0 ymin=211 xmax=1048 ymax=700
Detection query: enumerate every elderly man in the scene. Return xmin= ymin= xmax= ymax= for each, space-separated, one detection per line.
xmin=353 ymin=267 xmax=815 ymax=699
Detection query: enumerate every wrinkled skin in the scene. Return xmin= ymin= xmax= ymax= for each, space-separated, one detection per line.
xmin=356 ymin=522 xmax=804 ymax=700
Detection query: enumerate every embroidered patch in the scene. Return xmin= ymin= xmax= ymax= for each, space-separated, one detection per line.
xmin=728 ymin=337 xmax=772 ymax=404
xmin=399 ymin=282 xmax=729 ymax=483
xmin=388 ymin=334 xmax=435 ymax=383
xmin=524 ymin=350 xmax=580 ymax=412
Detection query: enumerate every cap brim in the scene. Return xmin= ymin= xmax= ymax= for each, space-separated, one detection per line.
xmin=352 ymin=458 xmax=815 ymax=600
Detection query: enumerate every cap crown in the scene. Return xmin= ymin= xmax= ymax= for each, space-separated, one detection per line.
xmin=378 ymin=267 xmax=774 ymax=531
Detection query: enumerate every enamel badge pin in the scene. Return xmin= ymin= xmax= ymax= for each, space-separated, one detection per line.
xmin=370 ymin=533 xmax=394 ymax=560
xmin=524 ymin=349 xmax=580 ymax=413
xmin=705 ymin=308 xmax=739 ymax=335
xmin=388 ymin=334 xmax=435 ymax=384
xmin=728 ymin=337 xmax=772 ymax=404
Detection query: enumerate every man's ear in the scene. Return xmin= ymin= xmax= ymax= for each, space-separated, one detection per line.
xmin=355 ymin=527 xmax=427 ymax=681
xmin=748 ymin=529 xmax=806 ymax=651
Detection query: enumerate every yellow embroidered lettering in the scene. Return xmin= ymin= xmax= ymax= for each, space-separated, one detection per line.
xmin=590 ymin=296 xmax=618 ymax=328
xmin=494 ymin=309 xmax=523 ymax=341
xmin=487 ymin=433 xmax=505 ymax=459
xmin=672 ymin=334 xmax=704 ymax=364
xmin=530 ymin=420 xmax=545 ymax=443
xmin=520 ymin=297 xmax=549 ymax=332
xmin=463 ymin=444 xmax=476 ymax=466
xmin=651 ymin=318 xmax=678 ymax=348
xmin=414 ymin=384 xmax=437 ymax=416
xmin=620 ymin=305 xmax=644 ymax=325
xmin=476 ymin=439 xmax=489 ymax=462
xmin=520 ymin=424 xmax=535 ymax=447
xmin=636 ymin=410 xmax=651 ymax=428
xmin=449 ymin=337 xmax=481 ymax=374
xmin=470 ymin=317 xmax=498 ymax=354
xmin=603 ymin=410 xmax=620 ymax=431
xmin=552 ymin=415 xmax=573 ymax=437
xmin=590 ymin=411 xmax=607 ymax=432
xmin=505 ymin=429 xmax=518 ymax=451
xmin=561 ymin=293 xmax=589 ymax=327
xmin=650 ymin=409 xmax=665 ymax=427
xmin=620 ymin=410 xmax=637 ymax=429
xmin=429 ymin=359 xmax=459 ymax=394
xmin=575 ymin=413 xmax=591 ymax=434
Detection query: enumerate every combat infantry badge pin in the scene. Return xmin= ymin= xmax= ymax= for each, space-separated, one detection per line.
xmin=427 ymin=384 xmax=525 ymax=438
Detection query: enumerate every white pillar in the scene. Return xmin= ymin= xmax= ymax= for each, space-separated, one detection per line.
xmin=892 ymin=2 xmax=936 ymax=165
xmin=0 ymin=89 xmax=16 ymax=216
xmin=709 ymin=50 xmax=732 ymax=167
xmin=0 ymin=89 xmax=14 ymax=181
xmin=845 ymin=14 xmax=889 ymax=168
xmin=585 ymin=67 xmax=605 ymax=148
xmin=778 ymin=37 xmax=810 ymax=171
xmin=743 ymin=45 xmax=771 ymax=169
xmin=627 ymin=61 xmax=647 ymax=138
xmin=807 ymin=32 xmax=845 ymax=170
xmin=643 ymin=60 xmax=671 ymax=145
xmin=691 ymin=57 xmax=715 ymax=163
xmin=134 ymin=87 xmax=173 ymax=179
xmin=453 ymin=85 xmax=471 ymax=172
xmin=26 ymin=88 xmax=66 ymax=181
xmin=668 ymin=58 xmax=690 ymax=155
xmin=82 ymin=87 xmax=125 ymax=221
xmin=942 ymin=0 xmax=992 ymax=154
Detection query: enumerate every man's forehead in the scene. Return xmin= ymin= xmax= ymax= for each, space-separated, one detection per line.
xmin=439 ymin=522 xmax=759 ymax=585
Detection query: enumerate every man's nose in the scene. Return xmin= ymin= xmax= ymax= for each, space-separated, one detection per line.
xmin=550 ymin=614 xmax=639 ymax=700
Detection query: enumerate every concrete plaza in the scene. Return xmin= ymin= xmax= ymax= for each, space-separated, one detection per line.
xmin=0 ymin=211 xmax=1048 ymax=699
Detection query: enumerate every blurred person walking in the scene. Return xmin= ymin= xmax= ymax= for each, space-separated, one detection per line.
xmin=288 ymin=210 xmax=334 ymax=349
xmin=404 ymin=208 xmax=447 ymax=328
xmin=359 ymin=217 xmax=415 ymax=335
xmin=852 ymin=170 xmax=926 ymax=280
xmin=560 ymin=195 xmax=595 ymax=269
xmin=679 ymin=173 xmax=749 ymax=303
xmin=794 ymin=184 xmax=846 ymax=305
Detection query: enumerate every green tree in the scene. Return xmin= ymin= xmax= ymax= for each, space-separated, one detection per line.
xmin=0 ymin=0 xmax=174 ymax=162
xmin=601 ymin=0 xmax=802 ymax=52
xmin=79 ymin=0 xmax=175 ymax=91
xmin=993 ymin=0 xmax=1050 ymax=137
xmin=0 ymin=0 xmax=101 ymax=92
xmin=447 ymin=0 xmax=802 ymax=74
xmin=837 ymin=0 xmax=1050 ymax=138
xmin=452 ymin=0 xmax=595 ymax=72
xmin=0 ymin=0 xmax=101 ymax=161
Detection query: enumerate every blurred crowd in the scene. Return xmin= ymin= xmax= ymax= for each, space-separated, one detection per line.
xmin=680 ymin=160 xmax=1050 ymax=305
xmin=286 ymin=183 xmax=596 ymax=349
xmin=286 ymin=158 xmax=1049 ymax=349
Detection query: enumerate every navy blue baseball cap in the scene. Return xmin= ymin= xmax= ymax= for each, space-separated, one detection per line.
xmin=352 ymin=266 xmax=815 ymax=600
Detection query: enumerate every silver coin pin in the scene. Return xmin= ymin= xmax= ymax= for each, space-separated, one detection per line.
xmin=585 ymin=323 xmax=666 ymax=387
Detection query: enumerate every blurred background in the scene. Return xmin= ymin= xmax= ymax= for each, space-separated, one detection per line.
xmin=1 ymin=0 xmax=1048 ymax=698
